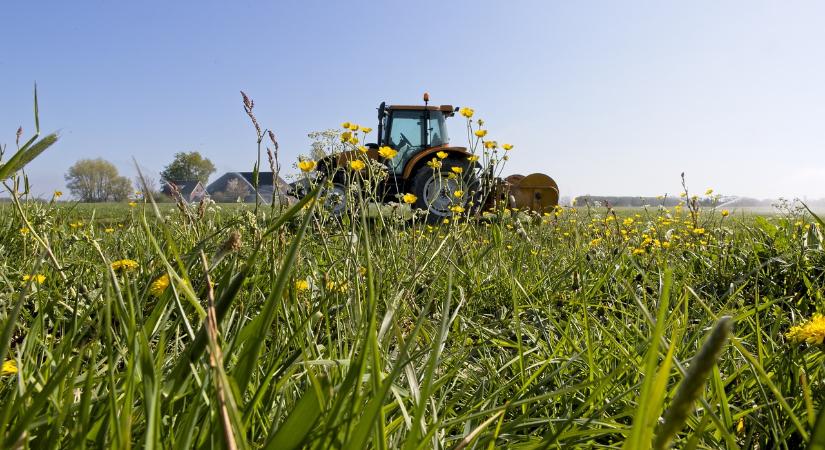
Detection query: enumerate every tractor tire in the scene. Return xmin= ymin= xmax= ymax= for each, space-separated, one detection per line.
xmin=321 ymin=172 xmax=350 ymax=216
xmin=410 ymin=158 xmax=478 ymax=223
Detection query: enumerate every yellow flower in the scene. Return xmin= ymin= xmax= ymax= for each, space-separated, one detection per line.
xmin=450 ymin=205 xmax=465 ymax=214
xmin=361 ymin=127 xmax=372 ymax=134
xmin=427 ymin=158 xmax=442 ymax=169
xmin=358 ymin=145 xmax=368 ymax=154
xmin=349 ymin=136 xmax=359 ymax=145
xmin=484 ymin=141 xmax=497 ymax=149
xmin=453 ymin=190 xmax=464 ymax=198
xmin=705 ymin=188 xmax=714 ymax=195
xmin=340 ymin=131 xmax=352 ymax=142
xmin=632 ymin=248 xmax=646 ymax=255
xmin=111 ymin=259 xmax=139 ymax=273
xmin=349 ymin=160 xmax=366 ymax=171
xmin=341 ymin=121 xmax=351 ymax=129
xmin=721 ymin=209 xmax=730 ymax=217
xmin=150 ymin=274 xmax=170 ymax=297
xmin=22 ymin=274 xmax=46 ymax=284
xmin=298 ymin=159 xmax=317 ymax=172
xmin=736 ymin=418 xmax=745 ymax=435
xmin=128 ymin=201 xmax=137 ymax=208
xmin=502 ymin=143 xmax=513 ymax=151
xmin=1 ymin=360 xmax=17 ymax=376
xmin=589 ymin=238 xmax=602 ymax=247
xmin=402 ymin=193 xmax=417 ymax=204
xmin=349 ymin=124 xmax=360 ymax=131
xmin=692 ymin=228 xmax=705 ymax=235
xmin=474 ymin=129 xmax=487 ymax=138
xmin=53 ymin=190 xmax=63 ymax=198
xmin=787 ymin=314 xmax=825 ymax=345
xmin=459 ymin=107 xmax=474 ymax=118
xmin=295 ymin=279 xmax=310 ymax=292
xmin=378 ymin=146 xmax=397 ymax=158
xmin=436 ymin=151 xmax=448 ymax=159
xmin=104 ymin=228 xmax=114 ymax=233
xmin=451 ymin=166 xmax=463 ymax=174
xmin=467 ymin=155 xmax=479 ymax=162
xmin=19 ymin=227 xmax=29 ymax=235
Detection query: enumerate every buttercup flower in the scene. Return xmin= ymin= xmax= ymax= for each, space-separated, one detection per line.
xmin=484 ymin=141 xmax=497 ymax=149
xmin=128 ymin=202 xmax=137 ymax=208
xmin=427 ymin=158 xmax=442 ymax=169
xmin=450 ymin=205 xmax=465 ymax=214
xmin=349 ymin=124 xmax=360 ymax=131
xmin=53 ymin=190 xmax=63 ymax=198
xmin=298 ymin=159 xmax=317 ymax=172
xmin=349 ymin=160 xmax=366 ymax=171
xmin=451 ymin=166 xmax=463 ymax=174
xmin=459 ymin=107 xmax=474 ymax=118
xmin=453 ymin=190 xmax=464 ymax=198
xmin=1 ymin=360 xmax=17 ymax=376
xmin=358 ymin=145 xmax=368 ymax=154
xmin=360 ymin=127 xmax=372 ymax=134
xmin=150 ymin=274 xmax=170 ymax=297
xmin=104 ymin=228 xmax=114 ymax=233
xmin=721 ymin=210 xmax=730 ymax=217
xmin=19 ymin=227 xmax=29 ymax=235
xmin=340 ymin=131 xmax=352 ymax=142
xmin=474 ymin=129 xmax=487 ymax=138
xmin=341 ymin=121 xmax=351 ymax=129
xmin=378 ymin=146 xmax=397 ymax=158
xmin=705 ymin=188 xmax=714 ymax=195
xmin=787 ymin=314 xmax=825 ymax=345
xmin=402 ymin=193 xmax=417 ymax=204
xmin=467 ymin=155 xmax=479 ymax=162
xmin=295 ymin=279 xmax=310 ymax=292
xmin=22 ymin=274 xmax=46 ymax=284
xmin=502 ymin=143 xmax=513 ymax=151
xmin=111 ymin=259 xmax=139 ymax=273
xmin=436 ymin=151 xmax=448 ymax=159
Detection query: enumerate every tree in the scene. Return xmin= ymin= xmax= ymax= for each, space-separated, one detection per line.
xmin=160 ymin=151 xmax=216 ymax=184
xmin=65 ymin=158 xmax=132 ymax=202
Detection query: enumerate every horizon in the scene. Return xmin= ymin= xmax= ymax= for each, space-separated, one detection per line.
xmin=3 ymin=1 xmax=825 ymax=199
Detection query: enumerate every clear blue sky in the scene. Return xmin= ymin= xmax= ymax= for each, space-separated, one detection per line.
xmin=3 ymin=1 xmax=824 ymax=199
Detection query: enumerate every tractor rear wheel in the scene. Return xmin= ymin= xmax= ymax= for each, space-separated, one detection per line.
xmin=321 ymin=173 xmax=350 ymax=216
xmin=410 ymin=158 xmax=477 ymax=222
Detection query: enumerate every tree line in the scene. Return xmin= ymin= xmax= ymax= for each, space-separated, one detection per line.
xmin=64 ymin=151 xmax=215 ymax=202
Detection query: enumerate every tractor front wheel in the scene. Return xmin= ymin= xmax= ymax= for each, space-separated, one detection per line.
xmin=410 ymin=158 xmax=476 ymax=222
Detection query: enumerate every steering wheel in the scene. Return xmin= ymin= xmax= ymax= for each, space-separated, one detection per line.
xmin=398 ymin=132 xmax=413 ymax=150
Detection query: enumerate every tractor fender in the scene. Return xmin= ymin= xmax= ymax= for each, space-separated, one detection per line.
xmin=402 ymin=146 xmax=479 ymax=179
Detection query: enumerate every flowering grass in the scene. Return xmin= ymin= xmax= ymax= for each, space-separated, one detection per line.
xmin=1 ymin=193 xmax=824 ymax=449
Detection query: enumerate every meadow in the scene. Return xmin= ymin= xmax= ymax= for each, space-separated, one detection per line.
xmin=2 ymin=191 xmax=824 ymax=449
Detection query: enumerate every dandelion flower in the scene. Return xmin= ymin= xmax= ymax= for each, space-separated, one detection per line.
xmin=474 ymin=129 xmax=487 ymax=138
xmin=295 ymin=279 xmax=310 ymax=292
xmin=787 ymin=314 xmax=825 ymax=345
xmin=459 ymin=107 xmax=474 ymax=118
xmin=436 ymin=151 xmax=448 ymax=159
xmin=349 ymin=160 xmax=366 ymax=171
xmin=451 ymin=166 xmax=463 ymax=174
xmin=22 ymin=274 xmax=46 ymax=284
xmin=378 ymin=146 xmax=397 ymax=159
xmin=502 ymin=143 xmax=513 ymax=151
xmin=298 ymin=159 xmax=317 ymax=172
xmin=111 ymin=259 xmax=139 ymax=273
xmin=402 ymin=193 xmax=417 ymax=204
xmin=1 ymin=360 xmax=17 ymax=376
xmin=149 ymin=274 xmax=170 ymax=297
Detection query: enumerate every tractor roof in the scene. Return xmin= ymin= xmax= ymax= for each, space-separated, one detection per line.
xmin=387 ymin=104 xmax=455 ymax=116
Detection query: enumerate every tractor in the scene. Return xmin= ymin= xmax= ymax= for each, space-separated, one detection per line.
xmin=309 ymin=94 xmax=559 ymax=220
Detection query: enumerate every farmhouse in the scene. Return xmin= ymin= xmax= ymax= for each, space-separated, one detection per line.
xmin=206 ymin=171 xmax=291 ymax=204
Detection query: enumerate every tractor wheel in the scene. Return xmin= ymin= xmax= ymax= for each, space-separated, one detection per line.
xmin=321 ymin=173 xmax=350 ymax=216
xmin=410 ymin=158 xmax=478 ymax=222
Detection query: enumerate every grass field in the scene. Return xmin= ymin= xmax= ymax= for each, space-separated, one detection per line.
xmin=2 ymin=192 xmax=825 ymax=449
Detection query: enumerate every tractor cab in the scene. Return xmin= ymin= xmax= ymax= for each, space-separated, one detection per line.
xmin=376 ymin=101 xmax=455 ymax=175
